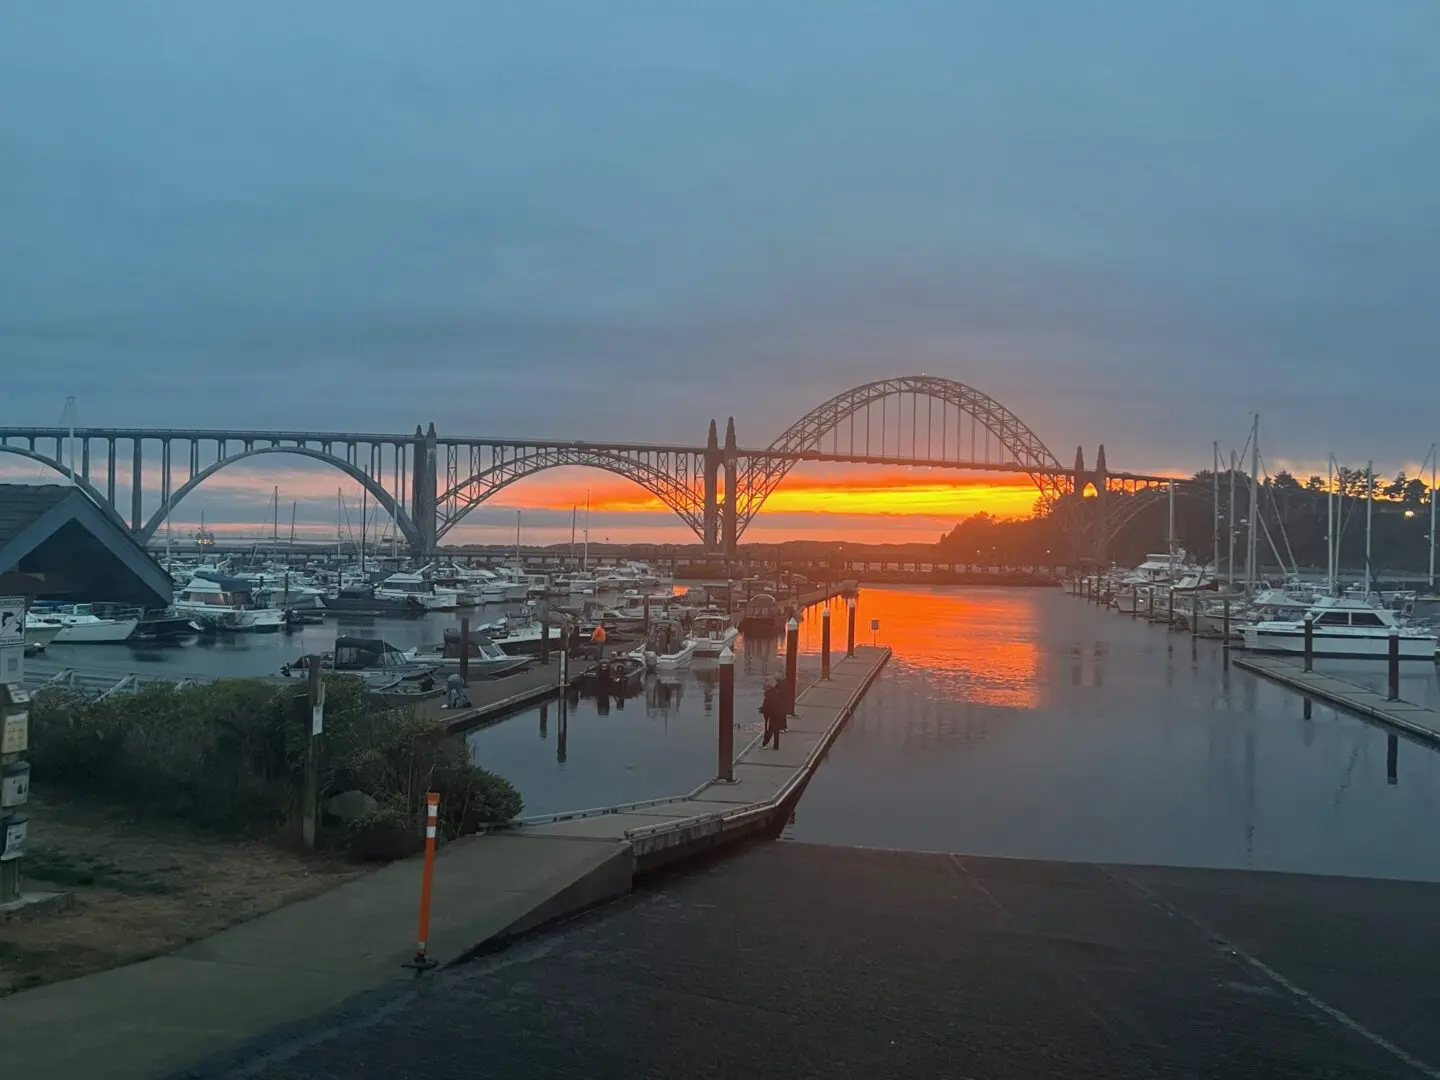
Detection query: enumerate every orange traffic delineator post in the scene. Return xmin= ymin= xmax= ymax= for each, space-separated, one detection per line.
xmin=403 ymin=792 xmax=441 ymax=974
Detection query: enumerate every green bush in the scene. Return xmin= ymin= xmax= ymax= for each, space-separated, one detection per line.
xmin=26 ymin=675 xmax=523 ymax=852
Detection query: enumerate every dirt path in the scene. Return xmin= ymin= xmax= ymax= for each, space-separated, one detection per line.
xmin=0 ymin=797 xmax=367 ymax=996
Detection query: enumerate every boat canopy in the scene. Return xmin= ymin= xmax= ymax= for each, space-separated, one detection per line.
xmin=333 ymin=637 xmax=408 ymax=669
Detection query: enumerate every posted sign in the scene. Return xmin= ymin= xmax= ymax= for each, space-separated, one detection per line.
xmin=0 ymin=598 xmax=22 ymax=647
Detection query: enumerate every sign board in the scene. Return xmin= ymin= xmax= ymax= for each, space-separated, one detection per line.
xmin=870 ymin=619 xmax=880 ymax=631
xmin=0 ymin=598 xmax=22 ymax=647
xmin=311 ymin=679 xmax=326 ymax=736
xmin=1 ymin=713 xmax=28 ymax=756
xmin=0 ymin=647 xmax=20 ymax=683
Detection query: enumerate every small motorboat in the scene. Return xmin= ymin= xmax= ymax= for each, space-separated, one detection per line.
xmin=403 ymin=633 xmax=532 ymax=679
xmin=282 ymin=637 xmax=439 ymax=685
xmin=575 ymin=655 xmax=646 ymax=694
xmin=690 ymin=609 xmax=738 ymax=657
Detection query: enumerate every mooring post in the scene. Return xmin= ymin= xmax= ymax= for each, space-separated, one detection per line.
xmin=784 ymin=617 xmax=799 ymax=718
xmin=846 ymin=596 xmax=856 ymax=657
xmin=1191 ymin=594 xmax=1199 ymax=638
xmin=1387 ymin=733 xmax=1398 ymax=785
xmin=539 ymin=606 xmax=550 ymax=663
xmin=303 ymin=657 xmax=324 ymax=850
xmin=1303 ymin=614 xmax=1314 ymax=673
xmin=717 ymin=645 xmax=735 ymax=782
xmin=643 ymin=594 xmax=651 ymax=633
xmin=1168 ymin=588 xmax=1175 ymax=629
xmin=458 ymin=616 xmax=470 ymax=684
xmin=820 ymin=607 xmax=832 ymax=679
xmin=1222 ymin=599 xmax=1231 ymax=664
xmin=1131 ymin=588 xmax=1139 ymax=619
xmin=1388 ymin=627 xmax=1401 ymax=701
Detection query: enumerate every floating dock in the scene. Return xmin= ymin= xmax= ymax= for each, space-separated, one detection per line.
xmin=1233 ymin=653 xmax=1440 ymax=743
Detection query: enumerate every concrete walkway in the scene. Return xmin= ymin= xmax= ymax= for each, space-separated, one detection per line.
xmin=1235 ymin=653 xmax=1440 ymax=743
xmin=0 ymin=646 xmax=890 ymax=1080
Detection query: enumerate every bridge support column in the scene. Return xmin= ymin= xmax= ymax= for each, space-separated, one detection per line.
xmin=131 ymin=438 xmax=143 ymax=533
xmin=1093 ymin=445 xmax=1109 ymax=566
xmin=721 ymin=417 xmax=738 ymax=557
xmin=410 ymin=424 xmax=438 ymax=557
xmin=703 ymin=420 xmax=720 ymax=551
xmin=106 ymin=439 xmax=116 ymax=509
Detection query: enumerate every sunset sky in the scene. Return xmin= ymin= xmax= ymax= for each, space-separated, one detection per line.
xmin=2 ymin=3 xmax=1435 ymax=546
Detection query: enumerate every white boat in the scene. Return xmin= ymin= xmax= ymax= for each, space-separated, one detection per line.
xmin=29 ymin=604 xmax=139 ymax=644
xmin=374 ymin=571 xmax=455 ymax=611
xmin=1241 ymin=596 xmax=1438 ymax=660
xmin=403 ymin=636 xmax=532 ymax=677
xmin=172 ymin=576 xmax=285 ymax=632
xmin=23 ymin=615 xmax=63 ymax=652
xmin=690 ymin=610 xmax=738 ymax=657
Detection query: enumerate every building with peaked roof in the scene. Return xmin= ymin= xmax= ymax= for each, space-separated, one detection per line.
xmin=0 ymin=484 xmax=173 ymax=608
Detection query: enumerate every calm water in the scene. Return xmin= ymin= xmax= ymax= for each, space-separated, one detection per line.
xmin=789 ymin=586 xmax=1440 ymax=881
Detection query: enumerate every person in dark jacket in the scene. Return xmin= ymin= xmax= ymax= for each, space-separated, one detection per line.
xmin=760 ymin=678 xmax=786 ymax=748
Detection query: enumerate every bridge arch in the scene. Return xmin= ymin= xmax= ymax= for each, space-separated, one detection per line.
xmin=0 ymin=444 xmax=129 ymax=529
xmin=139 ymin=446 xmax=421 ymax=546
xmin=437 ymin=447 xmax=705 ymax=542
xmin=736 ymin=375 xmax=1069 ymax=535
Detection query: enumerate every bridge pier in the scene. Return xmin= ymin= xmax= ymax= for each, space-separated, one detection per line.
xmin=411 ymin=424 xmax=438 ymax=557
xmin=703 ymin=420 xmax=720 ymax=550
xmin=721 ymin=417 xmax=738 ymax=557
xmin=131 ymin=438 xmax=143 ymax=532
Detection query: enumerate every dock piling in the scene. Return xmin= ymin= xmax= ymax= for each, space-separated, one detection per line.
xmin=846 ymin=596 xmax=856 ymax=657
xmin=459 ymin=617 xmax=470 ymax=684
xmin=539 ymin=607 xmax=550 ymax=663
xmin=1222 ymin=600 xmax=1231 ymax=664
xmin=302 ymin=657 xmax=323 ymax=850
xmin=1303 ymin=615 xmax=1314 ymax=672
xmin=1388 ymin=628 xmax=1401 ymax=701
xmin=717 ymin=646 xmax=735 ymax=782
xmin=1387 ymin=733 xmax=1398 ymax=785
xmin=1168 ymin=588 xmax=1175 ymax=629
xmin=784 ymin=617 xmax=799 ymax=717
xmin=820 ymin=608 xmax=831 ymax=679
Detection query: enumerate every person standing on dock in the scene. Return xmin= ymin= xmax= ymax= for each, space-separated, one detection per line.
xmin=591 ymin=623 xmax=607 ymax=660
xmin=760 ymin=677 xmax=786 ymax=748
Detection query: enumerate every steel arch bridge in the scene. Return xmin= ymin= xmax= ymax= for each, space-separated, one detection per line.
xmin=0 ymin=377 xmax=1176 ymax=560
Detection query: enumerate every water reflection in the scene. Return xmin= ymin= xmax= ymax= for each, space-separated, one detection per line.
xmin=790 ymin=586 xmax=1440 ymax=882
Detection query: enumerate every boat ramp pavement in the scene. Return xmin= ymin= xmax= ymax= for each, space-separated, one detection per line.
xmin=0 ymin=647 xmax=890 ymax=1080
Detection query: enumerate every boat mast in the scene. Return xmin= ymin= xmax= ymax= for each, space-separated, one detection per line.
xmin=570 ymin=506 xmax=577 ymax=564
xmin=515 ymin=509 xmax=522 ymax=567
xmin=583 ymin=490 xmax=590 ymax=571
xmin=1227 ymin=450 xmax=1237 ymax=587
xmin=1365 ymin=461 xmax=1374 ymax=599
xmin=361 ymin=485 xmax=368 ymax=575
xmin=1246 ymin=414 xmax=1259 ymax=595
xmin=1211 ymin=442 xmax=1220 ymax=579
xmin=1428 ymin=442 xmax=1437 ymax=593
xmin=289 ymin=501 xmax=297 ymax=564
xmin=1326 ymin=456 xmax=1336 ymax=595
xmin=1167 ymin=479 xmax=1176 ymax=574
xmin=336 ymin=489 xmax=343 ymax=561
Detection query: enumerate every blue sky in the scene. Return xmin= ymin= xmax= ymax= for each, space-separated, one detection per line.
xmin=2 ymin=2 xmax=1437 ymax=540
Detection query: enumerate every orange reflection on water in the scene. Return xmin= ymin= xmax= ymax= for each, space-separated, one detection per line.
xmin=797 ymin=585 xmax=1041 ymax=708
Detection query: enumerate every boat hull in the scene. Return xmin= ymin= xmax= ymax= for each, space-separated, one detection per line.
xmin=53 ymin=618 xmax=138 ymax=644
xmin=24 ymin=624 xmax=62 ymax=652
xmin=1241 ymin=628 xmax=1437 ymax=660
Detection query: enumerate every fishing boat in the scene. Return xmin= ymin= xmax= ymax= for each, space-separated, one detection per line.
xmin=172 ymin=576 xmax=285 ymax=632
xmin=403 ymin=634 xmax=532 ymax=678
xmin=1241 ymin=596 xmax=1438 ymax=660
xmin=27 ymin=603 xmax=139 ymax=644
xmin=690 ymin=609 xmax=739 ymax=657
xmin=738 ymin=593 xmax=785 ymax=636
xmin=631 ymin=620 xmax=696 ymax=670
xmin=575 ymin=654 xmax=646 ymax=694
xmin=282 ymin=638 xmax=439 ymax=684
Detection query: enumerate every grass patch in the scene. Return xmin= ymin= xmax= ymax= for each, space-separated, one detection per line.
xmin=22 ymin=849 xmax=179 ymax=896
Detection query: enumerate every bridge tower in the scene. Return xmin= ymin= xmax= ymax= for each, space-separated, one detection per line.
xmin=703 ymin=419 xmax=720 ymax=550
xmin=410 ymin=423 xmax=438 ymax=557
xmin=1071 ymin=445 xmax=1110 ymax=566
xmin=721 ymin=417 xmax=738 ymax=557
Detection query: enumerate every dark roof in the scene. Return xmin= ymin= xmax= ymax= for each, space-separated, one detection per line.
xmin=0 ymin=484 xmax=173 ymax=604
xmin=0 ymin=485 xmax=72 ymax=549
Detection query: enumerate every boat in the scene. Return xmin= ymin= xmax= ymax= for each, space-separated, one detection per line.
xmin=575 ymin=655 xmax=646 ymax=694
xmin=172 ymin=575 xmax=285 ymax=632
xmin=402 ymin=633 xmax=532 ymax=678
xmin=88 ymin=603 xmax=197 ymax=642
xmin=283 ymin=638 xmax=440 ymax=685
xmin=27 ymin=603 xmax=139 ymax=644
xmin=374 ymin=571 xmax=456 ymax=611
xmin=484 ymin=618 xmax=571 ymax=656
xmin=323 ymin=583 xmax=428 ymax=618
xmin=690 ymin=609 xmax=738 ymax=657
xmin=631 ymin=620 xmax=697 ymax=670
xmin=23 ymin=616 xmax=62 ymax=653
xmin=738 ymin=592 xmax=785 ymax=636
xmin=1241 ymin=596 xmax=1438 ymax=660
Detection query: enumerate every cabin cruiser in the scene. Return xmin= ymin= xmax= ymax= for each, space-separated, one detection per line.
xmin=172 ymin=576 xmax=285 ymax=632
xmin=690 ymin=609 xmax=739 ymax=657
xmin=324 ymin=583 xmax=427 ymax=617
xmin=631 ymin=620 xmax=696 ymax=670
xmin=373 ymin=571 xmax=457 ymax=611
xmin=403 ymin=634 xmax=532 ymax=678
xmin=1241 ymin=596 xmax=1438 ymax=660
xmin=27 ymin=603 xmax=139 ymax=644
xmin=282 ymin=638 xmax=439 ymax=689
xmin=23 ymin=615 xmax=62 ymax=653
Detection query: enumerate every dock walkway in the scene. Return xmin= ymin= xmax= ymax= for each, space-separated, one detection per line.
xmin=1233 ymin=654 xmax=1440 ymax=743
xmin=0 ymin=647 xmax=890 ymax=1080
